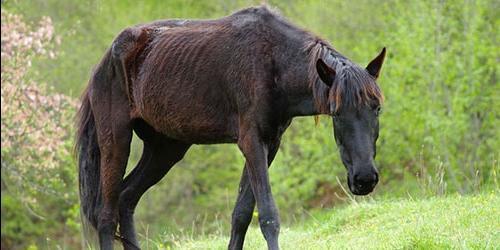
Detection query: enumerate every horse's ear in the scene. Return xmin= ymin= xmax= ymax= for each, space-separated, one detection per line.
xmin=316 ymin=58 xmax=336 ymax=87
xmin=366 ymin=47 xmax=386 ymax=79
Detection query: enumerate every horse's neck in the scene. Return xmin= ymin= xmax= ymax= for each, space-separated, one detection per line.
xmin=273 ymin=36 xmax=338 ymax=118
xmin=286 ymin=93 xmax=320 ymax=117
xmin=284 ymin=60 xmax=328 ymax=118
xmin=283 ymin=71 xmax=323 ymax=118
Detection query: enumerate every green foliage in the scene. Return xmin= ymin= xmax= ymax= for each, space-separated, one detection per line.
xmin=1 ymin=9 xmax=79 ymax=249
xmin=374 ymin=0 xmax=499 ymax=195
xmin=1 ymin=0 xmax=498 ymax=248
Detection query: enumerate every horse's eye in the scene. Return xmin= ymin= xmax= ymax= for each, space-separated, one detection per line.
xmin=374 ymin=106 xmax=382 ymax=116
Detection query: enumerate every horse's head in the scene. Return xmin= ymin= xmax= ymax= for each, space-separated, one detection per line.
xmin=316 ymin=48 xmax=386 ymax=195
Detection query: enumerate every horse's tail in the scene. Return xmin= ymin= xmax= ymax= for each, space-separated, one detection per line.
xmin=76 ymin=84 xmax=101 ymax=246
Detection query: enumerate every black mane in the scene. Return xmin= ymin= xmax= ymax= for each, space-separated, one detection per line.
xmin=306 ymin=40 xmax=384 ymax=113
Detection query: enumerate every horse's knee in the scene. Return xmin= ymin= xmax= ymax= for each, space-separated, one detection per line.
xmin=258 ymin=216 xmax=280 ymax=239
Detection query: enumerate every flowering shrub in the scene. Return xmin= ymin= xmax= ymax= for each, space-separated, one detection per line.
xmin=1 ymin=9 xmax=79 ymax=249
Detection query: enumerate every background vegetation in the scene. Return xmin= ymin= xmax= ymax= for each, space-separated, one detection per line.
xmin=1 ymin=0 xmax=498 ymax=249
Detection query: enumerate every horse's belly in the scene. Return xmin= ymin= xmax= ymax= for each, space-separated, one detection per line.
xmin=133 ymin=98 xmax=239 ymax=144
xmin=160 ymin=116 xmax=239 ymax=144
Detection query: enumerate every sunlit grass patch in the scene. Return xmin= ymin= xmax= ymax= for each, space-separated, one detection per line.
xmin=155 ymin=192 xmax=499 ymax=250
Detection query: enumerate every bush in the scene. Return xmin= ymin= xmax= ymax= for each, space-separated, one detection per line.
xmin=1 ymin=9 xmax=79 ymax=249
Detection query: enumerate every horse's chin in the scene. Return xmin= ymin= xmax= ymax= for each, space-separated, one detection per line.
xmin=350 ymin=187 xmax=373 ymax=196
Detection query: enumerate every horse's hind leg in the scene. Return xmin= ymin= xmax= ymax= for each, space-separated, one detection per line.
xmin=118 ymin=136 xmax=190 ymax=249
xmin=97 ymin=127 xmax=132 ymax=250
xmin=94 ymin=124 xmax=132 ymax=250
xmin=90 ymin=84 xmax=133 ymax=249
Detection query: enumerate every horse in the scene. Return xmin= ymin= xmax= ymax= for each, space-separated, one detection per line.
xmin=76 ymin=5 xmax=385 ymax=250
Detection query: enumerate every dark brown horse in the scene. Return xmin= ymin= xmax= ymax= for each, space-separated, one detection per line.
xmin=76 ymin=6 xmax=385 ymax=250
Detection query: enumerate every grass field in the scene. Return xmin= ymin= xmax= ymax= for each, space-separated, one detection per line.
xmin=149 ymin=192 xmax=499 ymax=249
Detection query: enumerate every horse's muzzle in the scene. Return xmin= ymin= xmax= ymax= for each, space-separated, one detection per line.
xmin=347 ymin=169 xmax=379 ymax=195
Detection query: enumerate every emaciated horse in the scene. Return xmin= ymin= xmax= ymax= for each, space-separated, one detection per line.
xmin=76 ymin=6 xmax=385 ymax=250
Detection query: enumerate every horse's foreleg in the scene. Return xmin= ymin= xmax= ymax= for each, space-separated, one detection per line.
xmin=238 ymin=130 xmax=280 ymax=250
xmin=228 ymin=165 xmax=255 ymax=250
xmin=118 ymin=138 xmax=190 ymax=250
xmin=229 ymin=141 xmax=280 ymax=250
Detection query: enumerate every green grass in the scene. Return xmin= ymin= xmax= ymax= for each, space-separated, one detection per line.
xmin=150 ymin=192 xmax=499 ymax=249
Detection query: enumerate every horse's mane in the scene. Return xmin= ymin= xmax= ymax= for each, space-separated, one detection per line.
xmin=305 ymin=40 xmax=384 ymax=114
